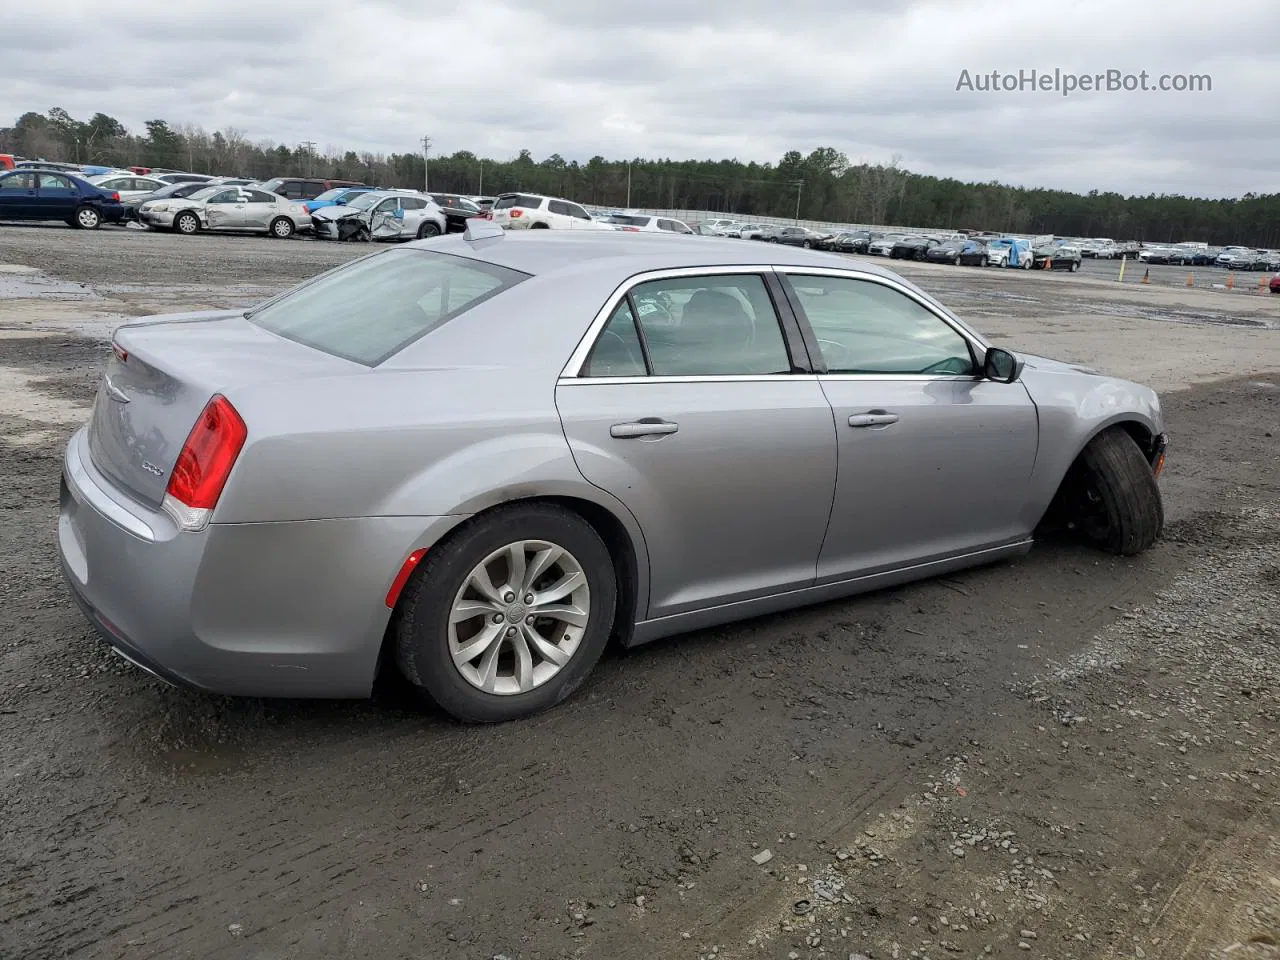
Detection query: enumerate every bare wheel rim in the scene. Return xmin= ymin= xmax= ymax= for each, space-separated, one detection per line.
xmin=448 ymin=540 xmax=590 ymax=696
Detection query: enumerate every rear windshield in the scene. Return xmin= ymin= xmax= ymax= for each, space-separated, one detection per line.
xmin=494 ymin=194 xmax=542 ymax=209
xmin=247 ymin=249 xmax=529 ymax=366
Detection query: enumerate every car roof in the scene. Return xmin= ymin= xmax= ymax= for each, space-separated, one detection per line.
xmin=410 ymin=230 xmax=905 ymax=280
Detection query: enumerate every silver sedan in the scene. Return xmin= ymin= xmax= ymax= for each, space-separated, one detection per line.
xmin=58 ymin=224 xmax=1167 ymax=722
xmin=137 ymin=185 xmax=312 ymax=237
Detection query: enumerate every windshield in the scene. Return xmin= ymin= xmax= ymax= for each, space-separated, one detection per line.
xmin=345 ymin=192 xmax=385 ymax=210
xmin=247 ymin=249 xmax=530 ymax=366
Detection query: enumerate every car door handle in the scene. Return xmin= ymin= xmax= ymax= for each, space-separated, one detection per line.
xmin=848 ymin=412 xmax=899 ymax=428
xmin=610 ymin=419 xmax=679 ymax=439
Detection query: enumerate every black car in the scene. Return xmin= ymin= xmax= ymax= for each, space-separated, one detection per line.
xmin=774 ymin=225 xmax=826 ymax=248
xmin=0 ymin=168 xmax=126 ymax=229
xmin=1032 ymin=244 xmax=1082 ymax=271
xmin=956 ymin=239 xmax=990 ymax=266
xmin=1187 ymin=248 xmax=1220 ymax=266
xmin=119 ymin=180 xmax=211 ymax=222
xmin=890 ymin=236 xmax=939 ymax=260
xmin=429 ymin=193 xmax=485 ymax=232
xmin=924 ymin=239 xmax=971 ymax=265
xmin=820 ymin=230 xmax=872 ymax=253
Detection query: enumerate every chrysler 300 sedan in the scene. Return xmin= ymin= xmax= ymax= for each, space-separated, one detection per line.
xmin=58 ymin=223 xmax=1167 ymax=722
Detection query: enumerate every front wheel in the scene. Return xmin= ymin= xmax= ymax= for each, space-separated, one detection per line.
xmin=1069 ymin=261 xmax=1078 ymax=272
xmin=802 ymin=239 xmax=812 ymax=248
xmin=395 ymin=504 xmax=617 ymax=723
xmin=1059 ymin=429 xmax=1164 ymax=555
xmin=174 ymin=211 xmax=200 ymax=235
xmin=73 ymin=205 xmax=101 ymax=230
xmin=417 ymin=220 xmax=441 ymax=239
xmin=269 ymin=217 xmax=295 ymax=239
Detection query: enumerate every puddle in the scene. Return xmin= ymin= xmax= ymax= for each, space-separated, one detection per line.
xmin=0 ymin=271 xmax=100 ymax=301
xmin=156 ymin=745 xmax=250 ymax=777
xmin=1069 ymin=300 xmax=1279 ymax=329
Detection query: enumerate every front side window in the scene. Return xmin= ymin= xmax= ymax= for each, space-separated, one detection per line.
xmin=38 ymin=174 xmax=72 ymax=190
xmin=625 ymin=274 xmax=792 ymax=377
xmin=787 ymin=275 xmax=975 ymax=376
xmin=247 ymin=249 xmax=528 ymax=366
xmin=207 ymin=190 xmax=238 ymax=204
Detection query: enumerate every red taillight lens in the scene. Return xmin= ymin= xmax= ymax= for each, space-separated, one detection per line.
xmin=509 ymin=209 xmax=522 ymax=218
xmin=111 ymin=192 xmax=120 ymax=202
xmin=164 ymin=395 xmax=246 ymax=524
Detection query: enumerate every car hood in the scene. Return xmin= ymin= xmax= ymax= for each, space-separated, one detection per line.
xmin=312 ymin=204 xmax=366 ymax=222
xmin=1016 ymin=352 xmax=1102 ymax=376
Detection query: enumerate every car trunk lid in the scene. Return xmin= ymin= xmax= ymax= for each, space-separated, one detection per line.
xmin=87 ymin=310 xmax=359 ymax=509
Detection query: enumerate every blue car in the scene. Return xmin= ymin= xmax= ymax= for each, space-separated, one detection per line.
xmin=0 ymin=168 xmax=126 ymax=229
xmin=301 ymin=186 xmax=377 ymax=215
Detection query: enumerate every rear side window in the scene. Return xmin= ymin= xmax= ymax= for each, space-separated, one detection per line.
xmin=247 ymin=249 xmax=529 ymax=366
xmin=609 ymin=214 xmax=650 ymax=226
xmin=494 ymin=194 xmax=542 ymax=210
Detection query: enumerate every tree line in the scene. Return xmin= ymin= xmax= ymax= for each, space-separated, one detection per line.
xmin=3 ymin=107 xmax=1278 ymax=246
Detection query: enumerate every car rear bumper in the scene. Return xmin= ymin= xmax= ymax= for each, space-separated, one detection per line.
xmin=57 ymin=427 xmax=453 ymax=699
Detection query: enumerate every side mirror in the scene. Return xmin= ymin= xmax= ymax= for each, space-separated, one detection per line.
xmin=983 ymin=346 xmax=1021 ymax=383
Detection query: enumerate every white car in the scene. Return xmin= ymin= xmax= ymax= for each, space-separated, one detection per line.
xmin=698 ymin=218 xmax=744 ymax=236
xmin=605 ymin=213 xmax=694 ymax=234
xmin=87 ymin=173 xmax=168 ymax=200
xmin=138 ymin=185 xmax=312 ymax=237
xmin=311 ymin=190 xmax=446 ymax=242
xmin=489 ymin=193 xmax=614 ymax=230
xmin=868 ymin=234 xmax=905 ymax=256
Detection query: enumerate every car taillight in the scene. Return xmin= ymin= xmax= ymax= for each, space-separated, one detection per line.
xmin=509 ymin=209 xmax=522 ymax=218
xmin=162 ymin=394 xmax=247 ymax=532
xmin=111 ymin=192 xmax=120 ymax=202
xmin=111 ymin=342 xmax=128 ymax=363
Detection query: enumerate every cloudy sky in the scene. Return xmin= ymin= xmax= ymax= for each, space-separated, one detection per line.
xmin=2 ymin=0 xmax=1273 ymax=198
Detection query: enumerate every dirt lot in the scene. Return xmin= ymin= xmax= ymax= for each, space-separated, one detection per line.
xmin=1 ymin=225 xmax=1278 ymax=960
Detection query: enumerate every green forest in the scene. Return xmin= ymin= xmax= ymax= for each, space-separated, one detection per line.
xmin=3 ymin=107 xmax=1278 ymax=246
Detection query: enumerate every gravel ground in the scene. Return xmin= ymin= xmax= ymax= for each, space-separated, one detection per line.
xmin=0 ymin=225 xmax=1278 ymax=960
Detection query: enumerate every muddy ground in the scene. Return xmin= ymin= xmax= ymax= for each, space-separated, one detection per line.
xmin=1 ymin=225 xmax=1278 ymax=960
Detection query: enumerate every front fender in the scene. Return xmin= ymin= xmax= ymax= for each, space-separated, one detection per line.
xmin=1020 ymin=368 xmax=1164 ymax=520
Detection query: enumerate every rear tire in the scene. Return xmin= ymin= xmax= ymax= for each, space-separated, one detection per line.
xmin=1059 ymin=428 xmax=1164 ymax=555
xmin=395 ymin=504 xmax=617 ymax=723
xmin=530 ymin=222 xmax=550 ymax=229
xmin=73 ymin=205 xmax=101 ymax=230
xmin=269 ymin=217 xmax=295 ymax=239
xmin=416 ymin=220 xmax=441 ymax=239
xmin=174 ymin=211 xmax=200 ymax=235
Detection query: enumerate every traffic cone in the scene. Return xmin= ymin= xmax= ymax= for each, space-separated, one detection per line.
xmin=1227 ymin=271 xmax=1235 ymax=289
xmin=1260 ymin=276 xmax=1268 ymax=294
xmin=1141 ymin=268 xmax=1150 ymax=284
xmin=1186 ymin=272 xmax=1194 ymax=287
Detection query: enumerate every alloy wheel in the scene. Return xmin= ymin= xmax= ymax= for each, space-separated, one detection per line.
xmin=447 ymin=540 xmax=590 ymax=695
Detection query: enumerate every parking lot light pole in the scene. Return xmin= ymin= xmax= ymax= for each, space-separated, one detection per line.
xmin=626 ymin=161 xmax=632 ymax=209
xmin=421 ymin=136 xmax=431 ymax=192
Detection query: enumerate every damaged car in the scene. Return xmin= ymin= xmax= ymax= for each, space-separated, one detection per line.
xmin=311 ymin=190 xmax=447 ymax=242
xmin=137 ymin=185 xmax=311 ymax=237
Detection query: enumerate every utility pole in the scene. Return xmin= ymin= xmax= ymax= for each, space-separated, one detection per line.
xmin=300 ymin=141 xmax=315 ymax=177
xmin=478 ymin=159 xmax=484 ymax=195
xmin=421 ymin=136 xmax=431 ymax=192
xmin=794 ymin=180 xmax=804 ymax=224
xmin=626 ymin=160 xmax=632 ymax=209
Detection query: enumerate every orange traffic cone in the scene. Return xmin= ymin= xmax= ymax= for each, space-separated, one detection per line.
xmin=1227 ymin=271 xmax=1236 ymax=289
xmin=1141 ymin=268 xmax=1150 ymax=284
xmin=1186 ymin=272 xmax=1194 ymax=287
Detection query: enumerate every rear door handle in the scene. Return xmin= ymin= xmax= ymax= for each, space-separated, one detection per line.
xmin=610 ymin=419 xmax=679 ymax=439
xmin=848 ymin=412 xmax=899 ymax=428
